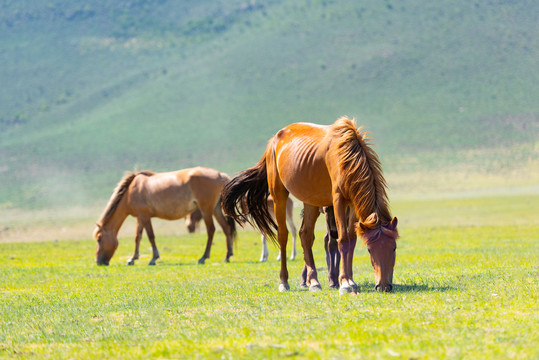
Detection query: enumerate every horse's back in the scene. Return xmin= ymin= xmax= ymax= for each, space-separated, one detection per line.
xmin=129 ymin=167 xmax=228 ymax=219
xmin=271 ymin=122 xmax=333 ymax=206
xmin=181 ymin=166 xmax=229 ymax=197
xmin=182 ymin=166 xmax=230 ymax=184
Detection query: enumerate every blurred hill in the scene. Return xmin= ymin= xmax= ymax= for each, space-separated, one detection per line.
xmin=0 ymin=0 xmax=537 ymax=209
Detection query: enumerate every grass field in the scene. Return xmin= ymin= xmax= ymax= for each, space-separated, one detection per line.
xmin=1 ymin=194 xmax=537 ymax=359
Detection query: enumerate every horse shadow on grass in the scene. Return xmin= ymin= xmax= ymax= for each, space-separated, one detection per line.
xmin=355 ymin=281 xmax=456 ymax=293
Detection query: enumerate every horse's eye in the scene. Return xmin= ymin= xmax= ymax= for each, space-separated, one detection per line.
xmin=393 ymin=247 xmax=397 ymax=252
xmin=367 ymin=249 xmax=371 ymax=254
xmin=97 ymin=237 xmax=102 ymax=243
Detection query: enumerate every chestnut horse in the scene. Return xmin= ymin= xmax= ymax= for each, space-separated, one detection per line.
xmin=222 ymin=117 xmax=398 ymax=294
xmin=185 ymin=196 xmax=297 ymax=262
xmin=93 ymin=167 xmax=236 ymax=266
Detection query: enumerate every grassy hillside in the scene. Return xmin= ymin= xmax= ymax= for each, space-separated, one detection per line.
xmin=0 ymin=0 xmax=538 ymax=209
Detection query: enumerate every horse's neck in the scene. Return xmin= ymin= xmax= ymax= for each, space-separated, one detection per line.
xmin=101 ymin=202 xmax=129 ymax=235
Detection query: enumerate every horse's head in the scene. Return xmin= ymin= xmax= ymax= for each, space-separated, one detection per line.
xmin=360 ymin=216 xmax=399 ymax=292
xmin=185 ymin=208 xmax=202 ymax=233
xmin=93 ymin=224 xmax=118 ymax=266
xmin=185 ymin=216 xmax=196 ymax=233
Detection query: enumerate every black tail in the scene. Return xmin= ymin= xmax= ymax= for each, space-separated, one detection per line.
xmin=222 ymin=155 xmax=277 ymax=241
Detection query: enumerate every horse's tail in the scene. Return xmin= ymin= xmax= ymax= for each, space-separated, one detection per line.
xmin=222 ymin=150 xmax=277 ymax=241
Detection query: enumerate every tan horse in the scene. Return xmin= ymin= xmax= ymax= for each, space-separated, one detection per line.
xmin=93 ymin=167 xmax=236 ymax=266
xmin=185 ymin=196 xmax=297 ymax=262
xmin=222 ymin=117 xmax=398 ymax=294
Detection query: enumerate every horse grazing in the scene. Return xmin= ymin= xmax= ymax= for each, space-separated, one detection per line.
xmin=222 ymin=117 xmax=398 ymax=294
xmin=185 ymin=196 xmax=297 ymax=262
xmin=93 ymin=167 xmax=236 ymax=266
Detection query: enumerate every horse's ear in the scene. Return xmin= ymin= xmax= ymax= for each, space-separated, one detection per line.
xmin=390 ymin=217 xmax=398 ymax=230
xmin=363 ymin=213 xmax=379 ymax=228
xmin=359 ymin=222 xmax=369 ymax=232
xmin=95 ymin=223 xmax=102 ymax=230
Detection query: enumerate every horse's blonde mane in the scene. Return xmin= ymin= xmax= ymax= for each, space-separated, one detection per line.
xmin=332 ymin=117 xmax=392 ymax=231
xmin=97 ymin=170 xmax=155 ymax=225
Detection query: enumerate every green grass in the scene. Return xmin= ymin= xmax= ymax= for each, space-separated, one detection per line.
xmin=1 ymin=195 xmax=537 ymax=359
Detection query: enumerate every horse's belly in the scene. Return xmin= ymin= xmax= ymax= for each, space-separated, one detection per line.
xmin=153 ymin=197 xmax=197 ymax=220
xmin=144 ymin=179 xmax=198 ymax=219
xmin=276 ymin=146 xmax=333 ymax=207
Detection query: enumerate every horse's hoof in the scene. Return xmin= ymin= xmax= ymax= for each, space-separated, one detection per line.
xmin=148 ymin=260 xmax=156 ymax=266
xmin=299 ymin=283 xmax=309 ymax=290
xmin=127 ymin=259 xmax=135 ymax=266
xmin=197 ymin=258 xmax=205 ymax=265
xmin=278 ymin=283 xmax=290 ymax=292
xmin=309 ymin=284 xmax=322 ymax=292
xmin=339 ymin=285 xmax=354 ymax=295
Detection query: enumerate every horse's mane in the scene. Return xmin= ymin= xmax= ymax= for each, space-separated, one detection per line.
xmin=331 ymin=116 xmax=392 ymax=231
xmin=362 ymin=223 xmax=399 ymax=246
xmin=97 ymin=170 xmax=155 ymax=225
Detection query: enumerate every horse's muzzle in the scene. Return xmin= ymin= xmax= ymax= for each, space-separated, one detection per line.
xmin=96 ymin=257 xmax=110 ymax=266
xmin=375 ymin=283 xmax=393 ymax=292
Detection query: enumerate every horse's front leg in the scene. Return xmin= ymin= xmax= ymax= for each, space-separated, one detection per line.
xmin=299 ymin=204 xmax=322 ymax=291
xmin=345 ymin=210 xmax=358 ymax=291
xmin=338 ymin=234 xmax=357 ymax=294
xmin=127 ymin=220 xmax=144 ymax=265
xmin=337 ymin=237 xmax=357 ymax=294
xmin=299 ymin=214 xmax=313 ymax=289
xmin=140 ymin=217 xmax=160 ymax=265
xmin=334 ymin=197 xmax=358 ymax=294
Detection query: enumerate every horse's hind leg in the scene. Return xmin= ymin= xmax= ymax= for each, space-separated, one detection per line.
xmin=127 ymin=220 xmax=144 ymax=265
xmin=272 ymin=194 xmax=290 ymax=292
xmin=197 ymin=209 xmax=216 ymax=264
xmin=260 ymin=234 xmax=269 ymax=262
xmin=300 ymin=204 xmax=322 ymax=291
xmin=213 ymin=204 xmax=234 ymax=262
xmin=140 ymin=216 xmax=160 ymax=265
